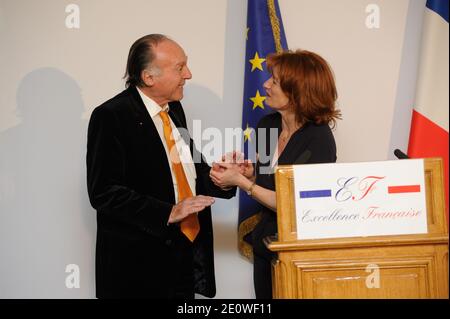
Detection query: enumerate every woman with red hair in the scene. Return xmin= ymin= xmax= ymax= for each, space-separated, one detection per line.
xmin=211 ymin=49 xmax=342 ymax=299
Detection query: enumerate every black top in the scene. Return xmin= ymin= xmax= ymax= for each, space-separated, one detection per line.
xmin=252 ymin=112 xmax=337 ymax=256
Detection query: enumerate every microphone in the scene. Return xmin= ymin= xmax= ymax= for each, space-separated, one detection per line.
xmin=394 ymin=149 xmax=409 ymax=159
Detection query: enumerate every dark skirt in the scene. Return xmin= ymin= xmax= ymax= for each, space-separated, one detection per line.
xmin=251 ymin=210 xmax=277 ymax=299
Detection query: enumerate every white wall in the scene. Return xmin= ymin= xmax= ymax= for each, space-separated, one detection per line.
xmin=281 ymin=0 xmax=425 ymax=162
xmin=0 ymin=0 xmax=425 ymax=298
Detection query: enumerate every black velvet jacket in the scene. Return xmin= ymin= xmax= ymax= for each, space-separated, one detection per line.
xmin=86 ymin=87 xmax=235 ymax=298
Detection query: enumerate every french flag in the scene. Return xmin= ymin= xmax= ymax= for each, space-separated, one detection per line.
xmin=408 ymin=0 xmax=449 ymax=219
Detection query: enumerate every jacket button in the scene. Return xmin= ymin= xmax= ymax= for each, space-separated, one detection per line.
xmin=165 ymin=239 xmax=172 ymax=246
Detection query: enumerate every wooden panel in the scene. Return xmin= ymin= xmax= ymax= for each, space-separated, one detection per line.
xmin=271 ymin=259 xmax=281 ymax=299
xmin=424 ymin=158 xmax=448 ymax=234
xmin=438 ymin=247 xmax=449 ymax=297
xmin=272 ymin=243 xmax=448 ymax=299
xmin=425 ymin=169 xmax=436 ymax=226
xmin=297 ymin=259 xmax=431 ymax=299
xmin=275 ymin=168 xmax=296 ymax=242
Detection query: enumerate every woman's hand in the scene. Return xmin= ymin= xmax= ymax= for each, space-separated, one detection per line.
xmin=210 ymin=162 xmax=244 ymax=189
xmin=219 ymin=151 xmax=254 ymax=179
xmin=239 ymin=159 xmax=254 ymax=180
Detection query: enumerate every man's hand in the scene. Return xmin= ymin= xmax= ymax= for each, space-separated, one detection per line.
xmin=168 ymin=195 xmax=215 ymax=224
xmin=212 ymin=151 xmax=254 ymax=180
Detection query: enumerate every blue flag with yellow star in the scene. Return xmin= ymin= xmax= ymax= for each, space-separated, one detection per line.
xmin=239 ymin=0 xmax=288 ymax=260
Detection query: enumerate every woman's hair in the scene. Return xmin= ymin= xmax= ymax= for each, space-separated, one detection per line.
xmin=266 ymin=49 xmax=342 ymax=127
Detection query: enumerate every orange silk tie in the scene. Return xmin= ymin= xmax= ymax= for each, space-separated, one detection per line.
xmin=159 ymin=110 xmax=200 ymax=242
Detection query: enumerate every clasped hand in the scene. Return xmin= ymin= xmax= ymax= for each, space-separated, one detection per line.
xmin=168 ymin=151 xmax=253 ymax=224
xmin=209 ymin=151 xmax=254 ymax=189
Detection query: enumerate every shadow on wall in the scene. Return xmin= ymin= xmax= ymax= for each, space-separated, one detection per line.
xmin=0 ymin=68 xmax=96 ymax=298
xmin=183 ymin=84 xmax=242 ymax=255
xmin=183 ymin=83 xmax=226 ymax=139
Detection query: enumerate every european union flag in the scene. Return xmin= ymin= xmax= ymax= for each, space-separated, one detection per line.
xmin=239 ymin=0 xmax=288 ymax=259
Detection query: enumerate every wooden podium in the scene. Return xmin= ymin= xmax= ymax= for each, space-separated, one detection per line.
xmin=266 ymin=158 xmax=448 ymax=298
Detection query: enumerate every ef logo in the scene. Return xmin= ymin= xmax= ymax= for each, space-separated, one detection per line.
xmin=335 ymin=176 xmax=385 ymax=202
xmin=65 ymin=264 xmax=80 ymax=289
xmin=365 ymin=264 xmax=380 ymax=289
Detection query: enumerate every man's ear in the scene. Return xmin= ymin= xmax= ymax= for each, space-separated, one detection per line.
xmin=141 ymin=69 xmax=154 ymax=87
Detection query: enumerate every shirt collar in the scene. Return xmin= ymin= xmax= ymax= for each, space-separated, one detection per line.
xmin=136 ymin=86 xmax=169 ymax=118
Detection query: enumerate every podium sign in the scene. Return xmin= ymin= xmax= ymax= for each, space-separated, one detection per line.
xmin=293 ymin=159 xmax=428 ymax=240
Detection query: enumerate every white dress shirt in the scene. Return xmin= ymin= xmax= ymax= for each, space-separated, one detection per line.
xmin=137 ymin=87 xmax=197 ymax=203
